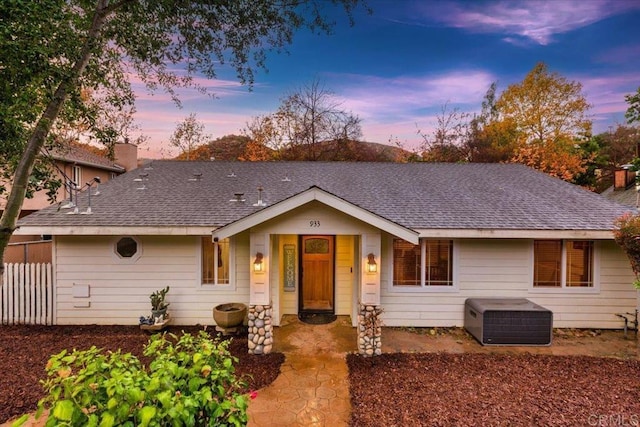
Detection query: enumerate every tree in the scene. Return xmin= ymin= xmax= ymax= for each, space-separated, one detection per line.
xmin=245 ymin=78 xmax=362 ymax=160
xmin=170 ymin=113 xmax=210 ymax=160
xmin=510 ymin=138 xmax=587 ymax=182
xmin=0 ymin=0 xmax=366 ymax=271
xmin=585 ymin=125 xmax=640 ymax=191
xmin=419 ymin=102 xmax=471 ymax=163
xmin=466 ymin=82 xmax=520 ymax=163
xmin=494 ymin=63 xmax=592 ymax=182
xmin=496 ymin=62 xmax=591 ymax=145
xmin=625 ymin=87 xmax=640 ymax=124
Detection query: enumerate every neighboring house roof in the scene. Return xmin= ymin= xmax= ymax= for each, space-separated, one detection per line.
xmin=601 ymin=185 xmax=639 ymax=208
xmin=17 ymin=161 xmax=633 ymax=238
xmin=49 ymin=145 xmax=125 ymax=173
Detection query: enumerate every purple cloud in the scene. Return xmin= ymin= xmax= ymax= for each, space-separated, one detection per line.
xmin=421 ymin=0 xmax=640 ymax=45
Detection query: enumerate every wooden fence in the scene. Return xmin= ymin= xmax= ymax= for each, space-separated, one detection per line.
xmin=5 ymin=240 xmax=52 ymax=264
xmin=1 ymin=263 xmax=54 ymax=325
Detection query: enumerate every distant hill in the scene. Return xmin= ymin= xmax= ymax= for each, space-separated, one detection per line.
xmin=174 ymin=135 xmax=416 ymax=162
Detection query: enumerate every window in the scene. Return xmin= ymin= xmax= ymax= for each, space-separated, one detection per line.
xmin=533 ymin=240 xmax=594 ymax=288
xmin=202 ymin=237 xmax=230 ymax=285
xmin=393 ymin=239 xmax=453 ymax=287
xmin=115 ymin=237 xmax=141 ymax=261
xmin=72 ymin=165 xmax=82 ymax=189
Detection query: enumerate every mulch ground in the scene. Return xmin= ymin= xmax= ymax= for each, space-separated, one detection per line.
xmin=0 ymin=325 xmax=284 ymax=424
xmin=348 ymin=352 xmax=640 ymax=426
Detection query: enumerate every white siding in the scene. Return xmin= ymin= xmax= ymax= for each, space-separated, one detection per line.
xmin=54 ymin=229 xmax=637 ymax=329
xmin=381 ymin=238 xmax=638 ymax=329
xmin=54 ymin=234 xmax=249 ymax=325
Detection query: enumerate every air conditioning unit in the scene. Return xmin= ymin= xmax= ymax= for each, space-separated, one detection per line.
xmin=464 ymin=298 xmax=553 ymax=346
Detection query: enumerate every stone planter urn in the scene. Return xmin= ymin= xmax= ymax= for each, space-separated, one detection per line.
xmin=213 ymin=303 xmax=247 ymax=328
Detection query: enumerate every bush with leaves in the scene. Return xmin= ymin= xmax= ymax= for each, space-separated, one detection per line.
xmin=14 ymin=331 xmax=250 ymax=427
xmin=613 ymin=213 xmax=640 ymax=289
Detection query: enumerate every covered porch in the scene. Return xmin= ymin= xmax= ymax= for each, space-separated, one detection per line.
xmin=211 ymin=187 xmax=419 ymax=355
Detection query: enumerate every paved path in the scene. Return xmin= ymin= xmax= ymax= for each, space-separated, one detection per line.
xmin=247 ymin=316 xmax=356 ymax=427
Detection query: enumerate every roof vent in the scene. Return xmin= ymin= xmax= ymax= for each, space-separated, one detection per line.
xmin=227 ymin=171 xmax=236 ymax=178
xmin=60 ymin=179 xmax=77 ymax=209
xmin=281 ymin=175 xmax=291 ymax=182
xmin=134 ymin=172 xmax=149 ymax=190
xmin=253 ymin=186 xmax=267 ymax=207
xmin=80 ymin=177 xmax=101 ymax=214
xmin=189 ymin=172 xmax=202 ymax=182
xmin=230 ymin=192 xmax=245 ymax=202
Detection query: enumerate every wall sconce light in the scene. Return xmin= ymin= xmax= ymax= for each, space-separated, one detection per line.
xmin=367 ymin=253 xmax=377 ymax=273
xmin=254 ymin=252 xmax=264 ymax=272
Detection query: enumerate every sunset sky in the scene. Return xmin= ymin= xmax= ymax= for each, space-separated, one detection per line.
xmin=131 ymin=0 xmax=640 ymax=158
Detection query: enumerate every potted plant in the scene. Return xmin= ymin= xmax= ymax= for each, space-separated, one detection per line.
xmin=150 ymin=286 xmax=170 ymax=320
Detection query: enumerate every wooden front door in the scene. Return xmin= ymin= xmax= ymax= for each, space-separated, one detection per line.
xmin=300 ymin=235 xmax=334 ymax=313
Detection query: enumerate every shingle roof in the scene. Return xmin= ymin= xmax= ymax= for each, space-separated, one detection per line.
xmin=18 ymin=161 xmax=633 ymax=231
xmin=601 ymin=185 xmax=639 ymax=208
xmin=49 ymin=145 xmax=125 ymax=173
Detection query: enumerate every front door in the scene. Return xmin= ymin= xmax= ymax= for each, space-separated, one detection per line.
xmin=300 ymin=235 xmax=334 ymax=313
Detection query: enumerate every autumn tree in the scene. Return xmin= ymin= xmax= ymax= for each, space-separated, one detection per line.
xmin=245 ymin=79 xmax=362 ymax=160
xmin=494 ymin=63 xmax=592 ymax=181
xmin=170 ymin=113 xmax=210 ymax=160
xmin=0 ymin=0 xmax=366 ymax=270
xmin=465 ymin=83 xmax=519 ymax=163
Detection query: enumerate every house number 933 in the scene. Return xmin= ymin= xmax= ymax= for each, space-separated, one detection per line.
xmin=309 ymin=220 xmax=321 ymax=227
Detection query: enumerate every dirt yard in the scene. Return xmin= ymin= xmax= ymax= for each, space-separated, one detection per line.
xmin=351 ymin=327 xmax=640 ymax=426
xmin=0 ymin=325 xmax=284 ymax=424
xmin=2 ymin=323 xmax=639 ymax=426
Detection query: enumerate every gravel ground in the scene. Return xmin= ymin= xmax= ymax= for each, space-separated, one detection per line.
xmin=348 ymin=352 xmax=640 ymax=426
xmin=0 ymin=325 xmax=284 ymax=424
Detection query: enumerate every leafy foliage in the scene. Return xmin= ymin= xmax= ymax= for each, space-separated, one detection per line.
xmin=625 ymin=87 xmax=640 ymax=124
xmin=23 ymin=332 xmax=250 ymax=427
xmin=613 ymin=213 xmax=640 ymax=289
xmin=496 ymin=62 xmax=591 ymax=145
xmin=169 ymin=114 xmax=210 ymax=160
xmin=0 ymin=0 xmax=366 ymax=266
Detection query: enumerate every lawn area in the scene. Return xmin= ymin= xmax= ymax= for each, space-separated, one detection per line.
xmin=0 ymin=325 xmax=284 ymax=424
xmin=348 ymin=352 xmax=640 ymax=426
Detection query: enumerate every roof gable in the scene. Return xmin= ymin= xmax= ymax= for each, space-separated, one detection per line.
xmin=213 ymin=186 xmax=419 ymax=244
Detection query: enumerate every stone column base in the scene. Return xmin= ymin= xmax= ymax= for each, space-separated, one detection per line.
xmin=248 ymin=304 xmax=273 ymax=354
xmin=358 ymin=303 xmax=382 ymax=356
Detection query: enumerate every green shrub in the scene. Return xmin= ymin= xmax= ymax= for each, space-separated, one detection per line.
xmin=18 ymin=331 xmax=249 ymax=427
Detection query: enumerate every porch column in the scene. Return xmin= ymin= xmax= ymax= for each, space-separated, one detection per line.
xmin=248 ymin=232 xmax=273 ymax=355
xmin=358 ymin=233 xmax=382 ymax=356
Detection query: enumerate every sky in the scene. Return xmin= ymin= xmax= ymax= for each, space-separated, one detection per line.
xmin=130 ymin=0 xmax=640 ymax=158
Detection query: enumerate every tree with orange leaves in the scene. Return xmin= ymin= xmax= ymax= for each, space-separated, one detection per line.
xmin=495 ymin=63 xmax=592 ymax=182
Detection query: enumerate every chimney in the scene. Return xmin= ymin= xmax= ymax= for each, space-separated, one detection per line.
xmin=114 ymin=142 xmax=138 ymax=171
xmin=613 ymin=168 xmax=636 ymax=191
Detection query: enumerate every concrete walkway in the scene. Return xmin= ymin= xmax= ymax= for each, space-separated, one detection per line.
xmin=247 ymin=315 xmax=356 ymax=427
